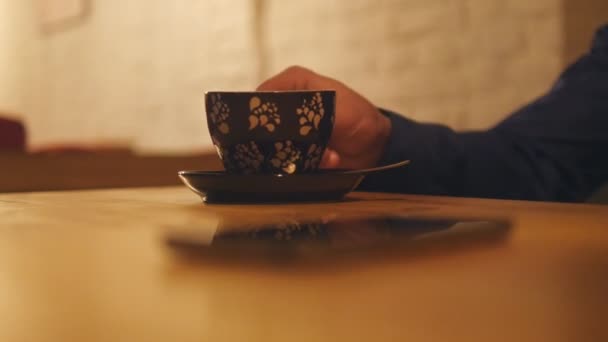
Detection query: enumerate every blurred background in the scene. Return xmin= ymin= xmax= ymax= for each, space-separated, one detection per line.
xmin=0 ymin=0 xmax=607 ymax=192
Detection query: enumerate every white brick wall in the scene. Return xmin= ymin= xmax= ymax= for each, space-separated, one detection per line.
xmin=4 ymin=0 xmax=572 ymax=152
xmin=0 ymin=0 xmax=27 ymax=114
xmin=19 ymin=0 xmax=258 ymax=152
xmin=266 ymin=0 xmax=564 ymax=129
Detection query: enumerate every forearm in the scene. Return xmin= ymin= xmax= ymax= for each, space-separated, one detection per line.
xmin=358 ymin=111 xmax=596 ymax=202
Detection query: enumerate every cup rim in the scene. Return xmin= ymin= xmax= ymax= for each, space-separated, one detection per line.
xmin=205 ymin=89 xmax=336 ymax=95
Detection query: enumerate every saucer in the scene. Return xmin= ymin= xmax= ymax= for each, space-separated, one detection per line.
xmin=178 ymin=160 xmax=409 ymax=204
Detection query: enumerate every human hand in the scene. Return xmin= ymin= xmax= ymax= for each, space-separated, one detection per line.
xmin=257 ymin=66 xmax=391 ymax=170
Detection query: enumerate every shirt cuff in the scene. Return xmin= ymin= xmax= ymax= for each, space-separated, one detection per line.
xmin=356 ymin=108 xmax=465 ymax=195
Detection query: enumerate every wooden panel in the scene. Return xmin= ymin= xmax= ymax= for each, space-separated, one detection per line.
xmin=0 ymin=151 xmax=222 ymax=192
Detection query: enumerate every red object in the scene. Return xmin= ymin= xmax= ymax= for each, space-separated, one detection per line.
xmin=0 ymin=117 xmax=26 ymax=151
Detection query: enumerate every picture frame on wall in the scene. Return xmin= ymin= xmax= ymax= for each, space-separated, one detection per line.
xmin=36 ymin=0 xmax=90 ymax=33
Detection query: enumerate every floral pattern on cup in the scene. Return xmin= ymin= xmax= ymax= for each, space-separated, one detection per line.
xmin=211 ymin=135 xmax=225 ymax=160
xmin=296 ymin=92 xmax=325 ymax=136
xmin=248 ymin=97 xmax=281 ymax=132
xmin=231 ymin=141 xmax=264 ymax=174
xmin=228 ymin=219 xmax=324 ymax=240
xmin=304 ymin=143 xmax=324 ymax=171
xmin=208 ymin=94 xmax=230 ymax=134
xmin=215 ymin=145 xmax=226 ymax=161
xmin=270 ymin=141 xmax=301 ymax=174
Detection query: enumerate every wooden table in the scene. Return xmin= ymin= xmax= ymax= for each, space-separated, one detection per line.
xmin=1 ymin=187 xmax=607 ymax=342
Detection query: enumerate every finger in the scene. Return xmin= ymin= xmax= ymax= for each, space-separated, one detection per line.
xmin=256 ymin=65 xmax=315 ymax=90
xmin=320 ymin=148 xmax=341 ymax=169
xmin=257 ymin=65 xmax=336 ymax=91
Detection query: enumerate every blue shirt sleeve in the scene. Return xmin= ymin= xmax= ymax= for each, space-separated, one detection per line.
xmin=359 ymin=24 xmax=608 ymax=202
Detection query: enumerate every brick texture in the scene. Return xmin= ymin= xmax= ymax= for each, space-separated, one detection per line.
xmin=266 ymin=0 xmax=564 ymax=130
xmin=4 ymin=0 xmax=599 ymax=152
xmin=17 ymin=0 xmax=257 ymax=152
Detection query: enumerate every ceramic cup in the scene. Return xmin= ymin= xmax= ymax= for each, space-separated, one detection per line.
xmin=205 ymin=90 xmax=336 ymax=175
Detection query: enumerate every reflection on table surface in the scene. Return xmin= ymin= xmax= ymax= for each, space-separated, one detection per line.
xmin=166 ymin=214 xmax=512 ymax=265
